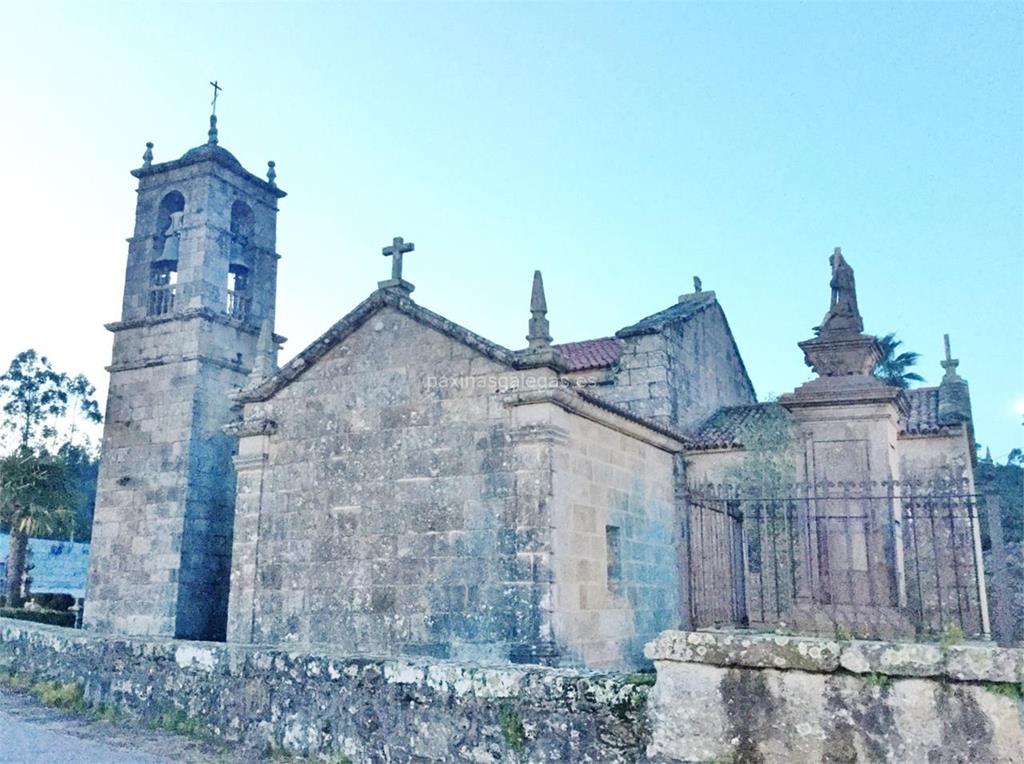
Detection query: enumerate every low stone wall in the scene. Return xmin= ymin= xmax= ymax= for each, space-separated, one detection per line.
xmin=645 ymin=630 xmax=1024 ymax=763
xmin=5 ymin=618 xmax=1021 ymax=762
xmin=0 ymin=619 xmax=649 ymax=762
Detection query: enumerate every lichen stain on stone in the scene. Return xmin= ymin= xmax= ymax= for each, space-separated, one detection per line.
xmin=932 ymin=683 xmax=995 ymax=763
xmin=720 ymin=668 xmax=777 ymax=763
xmin=821 ymin=674 xmax=900 ymax=763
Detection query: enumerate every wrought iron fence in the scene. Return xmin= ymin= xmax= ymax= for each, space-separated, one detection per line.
xmin=685 ymin=481 xmax=988 ymax=640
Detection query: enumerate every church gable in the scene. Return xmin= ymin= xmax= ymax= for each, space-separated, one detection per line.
xmin=227 ymin=298 xmax=550 ymax=657
xmin=240 ymin=288 xmax=522 ymax=405
xmin=254 ymin=304 xmax=516 ymax=428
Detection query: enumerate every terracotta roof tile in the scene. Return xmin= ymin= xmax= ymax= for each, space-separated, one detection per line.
xmin=553 ymin=337 xmax=623 ymax=372
xmin=688 ymin=403 xmax=789 ymax=450
xmin=904 ymin=387 xmax=943 ymax=434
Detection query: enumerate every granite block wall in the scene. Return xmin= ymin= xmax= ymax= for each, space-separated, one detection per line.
xmin=547 ymin=409 xmax=680 ymax=668
xmin=645 ymin=629 xmax=1024 ymax=763
xmin=599 ymin=302 xmax=755 ymax=434
xmin=86 ymin=146 xmax=282 ymax=641
xmin=228 ymin=308 xmax=560 ymax=663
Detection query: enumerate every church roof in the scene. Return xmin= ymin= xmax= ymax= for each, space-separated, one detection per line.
xmin=131 ymin=140 xmax=285 ymax=198
xmin=616 ymin=291 xmax=718 ymax=338
xmin=553 ymin=337 xmax=623 ymax=371
xmin=179 ymin=143 xmax=245 ymax=172
xmin=687 ymin=403 xmax=789 ymax=451
xmin=688 ymin=387 xmax=957 ymax=450
xmin=550 ymin=292 xmax=733 ymax=373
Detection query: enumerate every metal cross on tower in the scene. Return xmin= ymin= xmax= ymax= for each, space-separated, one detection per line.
xmin=382 ymin=236 xmax=415 ymax=281
xmin=210 ymin=80 xmax=223 ymax=115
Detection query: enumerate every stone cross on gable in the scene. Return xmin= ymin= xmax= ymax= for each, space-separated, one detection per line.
xmin=941 ymin=333 xmax=960 ymax=378
xmin=382 ymin=236 xmax=415 ymax=281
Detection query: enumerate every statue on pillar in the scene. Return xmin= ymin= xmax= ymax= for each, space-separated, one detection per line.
xmin=816 ymin=247 xmax=863 ymax=335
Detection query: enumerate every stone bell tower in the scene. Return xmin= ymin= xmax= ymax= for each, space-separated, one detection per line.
xmin=84 ymin=113 xmax=285 ymax=640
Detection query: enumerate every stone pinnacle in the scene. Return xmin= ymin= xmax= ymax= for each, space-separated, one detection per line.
xmin=527 ymin=270 xmax=552 ymax=349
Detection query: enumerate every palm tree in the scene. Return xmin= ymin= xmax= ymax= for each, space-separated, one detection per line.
xmin=0 ymin=449 xmax=74 ymax=607
xmin=873 ymin=333 xmax=925 ymax=389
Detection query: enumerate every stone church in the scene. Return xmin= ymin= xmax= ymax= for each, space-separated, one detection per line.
xmin=84 ymin=119 xmax=984 ymax=669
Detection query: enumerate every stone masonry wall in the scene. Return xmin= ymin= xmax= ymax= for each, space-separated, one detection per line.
xmin=547 ymin=408 xmax=679 ymax=669
xmin=0 ymin=618 xmax=649 ymax=763
xmin=4 ymin=618 xmax=1020 ymax=763
xmin=87 ymin=148 xmax=281 ymax=641
xmin=229 ymin=308 xmax=560 ymax=663
xmin=660 ymin=303 xmax=756 ymax=432
xmin=646 ymin=630 xmax=1024 ymax=763
xmin=85 ymin=326 xmax=252 ymax=641
xmin=599 ymin=303 xmax=755 ymax=434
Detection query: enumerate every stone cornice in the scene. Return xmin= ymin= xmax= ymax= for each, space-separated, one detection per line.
xmin=131 ymin=149 xmax=286 ymax=200
xmin=779 ymin=379 xmax=910 ymax=417
xmin=106 ymin=351 xmax=250 ymax=375
xmin=502 ymin=386 xmax=689 ymax=453
xmin=105 ymin=307 xmax=281 ymax=339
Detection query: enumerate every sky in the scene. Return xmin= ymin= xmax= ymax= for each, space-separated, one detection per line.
xmin=0 ymin=2 xmax=1021 ymax=459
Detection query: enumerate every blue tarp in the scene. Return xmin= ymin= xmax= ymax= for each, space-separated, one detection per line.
xmin=0 ymin=534 xmax=89 ymax=599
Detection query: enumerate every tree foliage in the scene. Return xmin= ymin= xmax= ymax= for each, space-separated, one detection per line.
xmin=722 ymin=404 xmax=797 ymax=496
xmin=976 ymin=457 xmax=1024 ymax=546
xmin=873 ymin=333 xmax=924 ymax=389
xmin=57 ymin=442 xmax=99 ymax=542
xmin=0 ymin=448 xmax=76 ymax=606
xmin=0 ymin=350 xmax=101 ymax=449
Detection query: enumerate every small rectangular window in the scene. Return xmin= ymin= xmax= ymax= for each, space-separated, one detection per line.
xmin=606 ymin=525 xmax=622 ymax=588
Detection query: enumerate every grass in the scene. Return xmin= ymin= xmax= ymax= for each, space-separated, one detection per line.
xmin=498 ymin=702 xmax=526 ymax=752
xmin=939 ymin=625 xmax=965 ymax=648
xmin=861 ymin=673 xmax=892 ymax=690
xmin=0 ymin=671 xmax=31 ymax=690
xmin=981 ymin=682 xmax=1024 ymax=702
xmin=31 ymin=680 xmax=86 ymax=710
xmin=150 ymin=706 xmax=209 ymax=739
xmin=623 ymin=672 xmax=656 ymax=687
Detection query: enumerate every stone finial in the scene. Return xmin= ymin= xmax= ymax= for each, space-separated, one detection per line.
xmin=693 ymin=276 xmax=702 ymax=293
xmin=527 ymin=270 xmax=552 ymax=349
xmin=941 ymin=333 xmax=960 ymax=379
xmin=208 ymin=114 xmax=219 ymax=145
xmin=142 ymin=142 xmax=154 ymax=169
xmin=938 ymin=333 xmax=971 ymax=424
xmin=249 ymin=319 xmax=278 ymax=384
xmin=267 ymin=161 xmax=277 ymax=187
